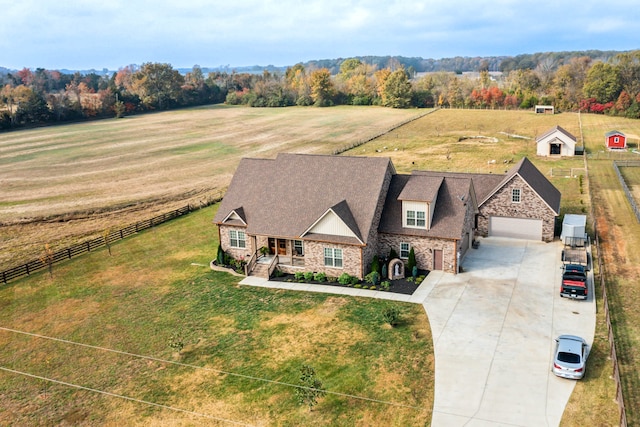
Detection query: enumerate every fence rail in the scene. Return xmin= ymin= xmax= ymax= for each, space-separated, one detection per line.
xmin=1 ymin=197 xmax=222 ymax=285
xmin=613 ymin=161 xmax=640 ymax=223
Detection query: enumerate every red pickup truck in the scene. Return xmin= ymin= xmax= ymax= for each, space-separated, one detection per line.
xmin=560 ymin=264 xmax=588 ymax=300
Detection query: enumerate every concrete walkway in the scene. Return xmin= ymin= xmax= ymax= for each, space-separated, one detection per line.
xmin=238 ymin=237 xmax=596 ymax=426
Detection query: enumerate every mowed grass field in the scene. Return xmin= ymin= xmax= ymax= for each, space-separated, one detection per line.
xmin=0 ymin=105 xmax=422 ymax=271
xmin=0 ymin=205 xmax=434 ymax=426
xmin=580 ymin=113 xmax=640 ymax=424
xmin=1 ymin=106 xmax=635 ymax=425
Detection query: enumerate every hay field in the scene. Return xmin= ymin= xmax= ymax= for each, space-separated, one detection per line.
xmin=0 ymin=105 xmax=421 ymax=270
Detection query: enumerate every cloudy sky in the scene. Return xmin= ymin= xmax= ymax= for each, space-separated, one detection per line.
xmin=1 ymin=0 xmax=639 ymax=70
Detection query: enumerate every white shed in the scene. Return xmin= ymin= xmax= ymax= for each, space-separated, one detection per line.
xmin=561 ymin=214 xmax=587 ymax=246
xmin=536 ymin=125 xmax=577 ymax=157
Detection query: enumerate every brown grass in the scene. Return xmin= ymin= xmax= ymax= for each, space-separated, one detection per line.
xmin=0 ymin=105 xmax=421 ymax=270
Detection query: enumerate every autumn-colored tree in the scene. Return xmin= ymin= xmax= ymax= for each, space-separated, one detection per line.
xmin=552 ymin=56 xmax=591 ymax=110
xmin=285 ymin=64 xmax=311 ymax=105
xmin=131 ymin=62 xmax=185 ymax=110
xmin=380 ymin=69 xmax=412 ymax=108
xmin=583 ymin=61 xmax=621 ymax=103
xmin=612 ymin=51 xmax=640 ymax=100
xmin=616 ymin=91 xmax=632 ymax=112
xmin=308 ymin=68 xmax=334 ymax=107
xmin=374 ymin=68 xmax=391 ymax=100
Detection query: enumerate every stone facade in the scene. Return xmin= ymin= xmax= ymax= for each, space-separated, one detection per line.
xmin=477 ymin=175 xmax=556 ymax=242
xmin=361 ymin=165 xmax=394 ymax=276
xmin=378 ymin=233 xmax=458 ymax=274
xmin=219 ymin=225 xmax=253 ymax=261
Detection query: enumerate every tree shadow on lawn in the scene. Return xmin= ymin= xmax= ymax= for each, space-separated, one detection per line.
xmin=270 ymin=270 xmax=430 ymax=295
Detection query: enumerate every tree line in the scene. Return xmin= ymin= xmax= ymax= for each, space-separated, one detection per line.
xmin=2 ymin=50 xmax=640 ymax=130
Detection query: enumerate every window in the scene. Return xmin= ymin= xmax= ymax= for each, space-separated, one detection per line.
xmin=400 ymin=242 xmax=410 ymax=259
xmin=324 ymin=248 xmax=343 ymax=268
xmin=511 ymin=188 xmax=521 ymax=203
xmin=293 ymin=240 xmax=304 ymax=256
xmin=406 ymin=209 xmax=427 ymax=228
xmin=406 ymin=210 xmax=416 ymax=226
xmin=615 ymin=137 xmax=619 ymax=143
xmin=229 ymin=230 xmax=246 ymax=248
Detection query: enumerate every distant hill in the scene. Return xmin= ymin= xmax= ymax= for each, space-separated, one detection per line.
xmin=0 ymin=49 xmax=631 ymax=76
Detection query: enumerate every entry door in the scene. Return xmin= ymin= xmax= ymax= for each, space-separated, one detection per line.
xmin=433 ymin=249 xmax=443 ymax=270
xmin=277 ymin=239 xmax=286 ymax=255
xmin=268 ymin=238 xmax=276 ymax=255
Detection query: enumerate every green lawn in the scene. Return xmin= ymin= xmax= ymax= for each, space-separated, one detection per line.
xmin=0 ymin=205 xmax=433 ymax=426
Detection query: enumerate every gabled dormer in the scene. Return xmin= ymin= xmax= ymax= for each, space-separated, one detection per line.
xmin=301 ymin=200 xmax=364 ymax=244
xmin=220 ymin=207 xmax=247 ymax=226
xmin=397 ymin=175 xmax=443 ymax=230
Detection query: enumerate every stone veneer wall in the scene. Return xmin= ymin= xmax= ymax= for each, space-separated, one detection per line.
xmin=219 ymin=225 xmax=254 ymax=260
xmin=361 ymin=164 xmax=394 ymax=277
xmin=477 ymin=175 xmax=556 ymax=242
xmin=378 ymin=233 xmax=457 ymax=274
xmin=303 ymin=240 xmax=363 ymax=279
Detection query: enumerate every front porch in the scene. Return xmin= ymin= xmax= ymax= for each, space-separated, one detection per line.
xmin=245 ymin=236 xmax=306 ymax=278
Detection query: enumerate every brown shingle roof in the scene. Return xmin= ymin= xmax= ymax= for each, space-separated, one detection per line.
xmin=379 ymin=174 xmax=474 ymax=240
xmin=397 ymin=175 xmax=443 ymax=202
xmin=412 ymin=170 xmax=503 ymax=203
xmin=213 ymin=153 xmax=393 ymax=243
xmin=479 ymin=157 xmax=561 ymax=214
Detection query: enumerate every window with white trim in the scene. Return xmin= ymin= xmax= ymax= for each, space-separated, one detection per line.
xmin=324 ymin=248 xmax=343 ymax=268
xmin=229 ymin=230 xmax=246 ymax=248
xmin=511 ymin=188 xmax=521 ymax=203
xmin=400 ymin=242 xmax=410 ymax=259
xmin=406 ymin=209 xmax=427 ymax=228
xmin=293 ymin=240 xmax=304 ymax=256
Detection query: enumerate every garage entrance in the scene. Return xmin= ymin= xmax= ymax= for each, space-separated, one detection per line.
xmin=489 ymin=216 xmax=543 ymax=240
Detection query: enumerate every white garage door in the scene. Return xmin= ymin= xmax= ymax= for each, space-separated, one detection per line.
xmin=489 ymin=216 xmax=543 ymax=240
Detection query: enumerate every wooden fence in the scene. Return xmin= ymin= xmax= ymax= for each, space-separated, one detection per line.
xmin=593 ymin=225 xmax=628 ymax=427
xmin=1 ymin=195 xmax=222 ymax=285
xmin=613 ymin=160 xmax=640 ymax=223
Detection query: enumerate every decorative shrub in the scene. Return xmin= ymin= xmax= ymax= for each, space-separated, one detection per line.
xmin=354 ymin=284 xmax=362 ymax=288
xmin=370 ymin=255 xmax=380 ymax=274
xmin=216 ymin=244 xmax=225 ymax=265
xmin=303 ymin=271 xmax=314 ymax=282
xmin=314 ymin=272 xmax=327 ymax=282
xmin=389 ymin=248 xmax=399 ymax=260
xmin=327 ymin=276 xmax=337 ymax=282
xmin=294 ymin=271 xmax=305 ymax=282
xmin=381 ymin=263 xmax=388 ymax=279
xmin=338 ymin=273 xmax=352 ymax=285
xmin=349 ymin=276 xmax=360 ymax=285
xmin=380 ymin=281 xmax=390 ymax=291
xmin=274 ymin=268 xmax=285 ymax=277
xmin=369 ymin=286 xmax=376 ymax=290
xmin=416 ymin=275 xmax=425 ymax=285
xmin=365 ymin=271 xmax=380 ymax=285
xmin=407 ymin=247 xmax=416 ymax=273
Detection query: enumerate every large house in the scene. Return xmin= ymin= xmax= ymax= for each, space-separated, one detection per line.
xmin=536 ymin=125 xmax=577 ymax=157
xmin=213 ymin=154 xmax=560 ymax=279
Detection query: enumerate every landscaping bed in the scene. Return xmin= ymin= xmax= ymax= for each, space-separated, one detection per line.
xmin=270 ymin=270 xmax=430 ymax=295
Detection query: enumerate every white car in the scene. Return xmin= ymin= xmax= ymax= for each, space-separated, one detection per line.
xmin=552 ymin=335 xmax=587 ymax=380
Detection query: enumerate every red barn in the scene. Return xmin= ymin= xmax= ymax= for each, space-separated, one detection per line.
xmin=605 ymin=130 xmax=627 ymax=149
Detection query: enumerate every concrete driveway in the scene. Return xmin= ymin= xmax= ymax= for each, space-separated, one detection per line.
xmin=239 ymin=237 xmax=596 ymax=426
xmin=421 ymin=237 xmax=596 ymax=426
